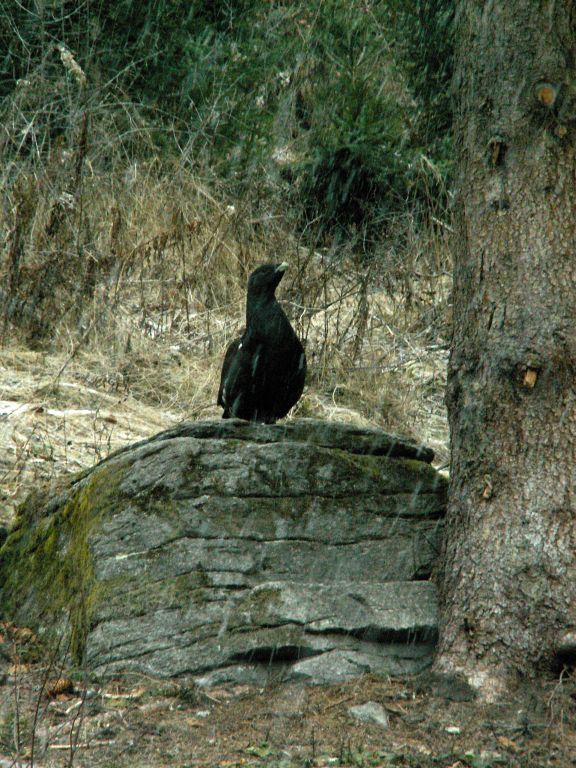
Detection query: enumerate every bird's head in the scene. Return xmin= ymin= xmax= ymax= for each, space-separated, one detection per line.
xmin=247 ymin=262 xmax=288 ymax=300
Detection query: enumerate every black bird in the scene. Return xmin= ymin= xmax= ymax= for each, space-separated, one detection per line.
xmin=218 ymin=262 xmax=306 ymax=423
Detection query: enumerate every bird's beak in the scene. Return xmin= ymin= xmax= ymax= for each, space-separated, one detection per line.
xmin=276 ymin=262 xmax=289 ymax=272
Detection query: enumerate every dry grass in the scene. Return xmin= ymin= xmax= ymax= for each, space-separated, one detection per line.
xmin=1 ymin=155 xmax=451 ymax=525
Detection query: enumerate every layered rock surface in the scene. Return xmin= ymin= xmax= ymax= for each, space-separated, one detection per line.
xmin=0 ymin=419 xmax=446 ymax=684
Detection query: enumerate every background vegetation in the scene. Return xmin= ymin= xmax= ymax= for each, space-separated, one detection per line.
xmin=1 ymin=0 xmax=454 ymax=518
xmin=1 ymin=0 xmax=453 ymax=232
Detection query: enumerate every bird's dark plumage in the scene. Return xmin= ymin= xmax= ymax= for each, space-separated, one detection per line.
xmin=217 ymin=263 xmax=306 ymax=423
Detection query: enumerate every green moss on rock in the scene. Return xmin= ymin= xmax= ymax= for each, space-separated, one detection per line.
xmin=94 ymin=571 xmax=214 ymax=620
xmin=0 ymin=457 xmax=128 ymax=662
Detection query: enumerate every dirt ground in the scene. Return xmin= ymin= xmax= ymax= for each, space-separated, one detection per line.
xmin=1 ymin=643 xmax=575 ymax=768
xmin=1 ymin=341 xmax=574 ymax=768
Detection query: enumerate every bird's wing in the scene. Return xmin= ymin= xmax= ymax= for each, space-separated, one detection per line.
xmin=218 ymin=330 xmax=264 ymax=417
xmin=217 ymin=337 xmax=241 ymax=407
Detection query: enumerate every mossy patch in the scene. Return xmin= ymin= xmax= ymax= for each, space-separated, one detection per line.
xmin=312 ymin=447 xmax=448 ymax=496
xmin=93 ymin=570 xmax=214 ymax=620
xmin=231 ymin=585 xmax=284 ymax=628
xmin=0 ymin=457 xmax=129 ymax=662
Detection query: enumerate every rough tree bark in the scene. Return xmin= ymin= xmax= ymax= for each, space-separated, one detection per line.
xmin=435 ymin=1 xmax=576 ymax=699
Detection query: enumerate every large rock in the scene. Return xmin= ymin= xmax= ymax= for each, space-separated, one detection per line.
xmin=0 ymin=419 xmax=446 ymax=684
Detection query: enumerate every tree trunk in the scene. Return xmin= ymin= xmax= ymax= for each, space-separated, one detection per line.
xmin=436 ymin=1 xmax=576 ymax=700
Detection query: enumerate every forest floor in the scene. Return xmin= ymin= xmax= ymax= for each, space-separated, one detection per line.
xmin=0 ymin=650 xmax=575 ymax=768
xmin=1 ymin=284 xmax=574 ymax=767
